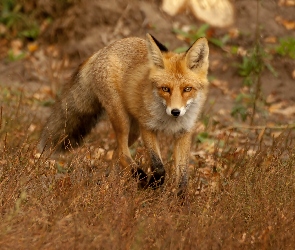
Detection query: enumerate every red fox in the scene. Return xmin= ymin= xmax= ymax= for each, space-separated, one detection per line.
xmin=40 ymin=34 xmax=209 ymax=195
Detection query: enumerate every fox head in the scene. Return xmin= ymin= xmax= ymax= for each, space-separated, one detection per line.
xmin=146 ymin=33 xmax=209 ymax=118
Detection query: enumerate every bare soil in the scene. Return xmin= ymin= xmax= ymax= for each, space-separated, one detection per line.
xmin=0 ymin=0 xmax=295 ymax=249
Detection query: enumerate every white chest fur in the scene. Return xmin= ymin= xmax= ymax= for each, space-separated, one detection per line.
xmin=145 ymin=91 xmax=206 ymax=134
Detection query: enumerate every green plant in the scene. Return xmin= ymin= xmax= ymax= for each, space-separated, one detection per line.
xmin=231 ymin=95 xmax=251 ymax=122
xmin=0 ymin=0 xmax=40 ymax=40
xmin=7 ymin=49 xmax=26 ymax=61
xmin=231 ymin=43 xmax=276 ymax=123
xmin=276 ymin=37 xmax=295 ymax=59
xmin=173 ymin=24 xmax=229 ymax=52
xmin=231 ymin=0 xmax=278 ymax=124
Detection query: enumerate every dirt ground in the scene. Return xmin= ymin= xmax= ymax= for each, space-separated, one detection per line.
xmin=1 ymin=0 xmax=295 ymax=249
xmin=1 ymin=0 xmax=295 ymax=126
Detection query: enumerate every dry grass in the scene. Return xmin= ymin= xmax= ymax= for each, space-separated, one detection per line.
xmin=1 ymin=87 xmax=295 ymax=250
xmin=1 ymin=0 xmax=295 ymax=249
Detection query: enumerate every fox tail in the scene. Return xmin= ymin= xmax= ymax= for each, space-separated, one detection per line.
xmin=39 ymin=70 xmax=104 ymax=153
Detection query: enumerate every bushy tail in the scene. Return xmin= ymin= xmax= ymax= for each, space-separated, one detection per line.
xmin=40 ymin=74 xmax=104 ymax=153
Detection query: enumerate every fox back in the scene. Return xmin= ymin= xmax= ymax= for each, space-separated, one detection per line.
xmin=40 ymin=34 xmax=209 ymax=156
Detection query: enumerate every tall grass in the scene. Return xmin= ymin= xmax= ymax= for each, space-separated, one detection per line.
xmin=0 ymin=87 xmax=295 ymax=249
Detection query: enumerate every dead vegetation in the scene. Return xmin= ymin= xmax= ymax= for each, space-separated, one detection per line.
xmin=1 ymin=0 xmax=295 ymax=249
xmin=1 ymin=85 xmax=295 ymax=249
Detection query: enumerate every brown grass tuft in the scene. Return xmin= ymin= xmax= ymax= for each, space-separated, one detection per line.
xmin=0 ymin=88 xmax=295 ymax=249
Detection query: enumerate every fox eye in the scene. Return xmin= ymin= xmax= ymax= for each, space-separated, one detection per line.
xmin=162 ymin=87 xmax=170 ymax=92
xmin=184 ymin=87 xmax=192 ymax=92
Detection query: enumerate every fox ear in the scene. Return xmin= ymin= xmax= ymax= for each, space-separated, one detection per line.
xmin=185 ymin=37 xmax=209 ymax=71
xmin=146 ymin=34 xmax=168 ymax=68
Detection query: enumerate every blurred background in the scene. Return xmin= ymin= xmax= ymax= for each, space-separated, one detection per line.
xmin=1 ymin=1 xmax=295 ymax=248
xmin=1 ymin=0 xmax=294 ymax=127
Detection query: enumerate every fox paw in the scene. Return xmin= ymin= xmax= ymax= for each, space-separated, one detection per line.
xmin=131 ymin=167 xmax=148 ymax=189
xmin=147 ymin=169 xmax=165 ymax=189
xmin=131 ymin=167 xmax=165 ymax=190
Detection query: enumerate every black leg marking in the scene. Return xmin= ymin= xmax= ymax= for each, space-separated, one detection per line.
xmin=177 ymin=169 xmax=188 ymax=198
xmin=147 ymin=152 xmax=165 ymax=189
xmin=130 ymin=153 xmax=165 ymax=190
xmin=131 ymin=167 xmax=148 ymax=189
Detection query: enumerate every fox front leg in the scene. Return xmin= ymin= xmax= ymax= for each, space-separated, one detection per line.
xmin=173 ymin=132 xmax=192 ymax=196
xmin=140 ymin=127 xmax=166 ymax=189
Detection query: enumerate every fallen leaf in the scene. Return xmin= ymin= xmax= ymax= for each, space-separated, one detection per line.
xmin=239 ymin=233 xmax=247 ymax=243
xmin=264 ymin=36 xmax=277 ymax=44
xmin=0 ymin=160 xmax=7 ymax=165
xmin=162 ymin=0 xmax=234 ymax=28
xmin=27 ymin=42 xmax=38 ymax=53
xmin=237 ymin=47 xmax=247 ymax=56
xmin=275 ymin=16 xmax=295 ymax=30
xmin=278 ymin=0 xmax=295 ymax=6
xmin=162 ymin=0 xmax=188 ymax=16
xmin=258 ymin=127 xmax=266 ymax=143
xmin=268 ymin=102 xmax=285 ymax=113
xmin=28 ymin=124 xmax=36 ymax=132
xmin=211 ymin=79 xmax=231 ymax=95
xmin=0 ymin=24 xmax=6 ymax=35
xmin=270 ymin=104 xmax=295 ymax=116
xmin=11 ymin=39 xmax=23 ymax=56
xmin=94 ymin=148 xmax=105 ymax=160
xmin=218 ymin=109 xmax=227 ymax=115
xmin=247 ymin=149 xmax=256 ymax=156
xmin=190 ymin=0 xmax=234 ymax=27
xmin=266 ymin=93 xmax=280 ymax=104
xmin=228 ymin=28 xmax=239 ymax=39
xmin=210 ymin=59 xmax=220 ymax=71
xmin=271 ymin=131 xmax=282 ymax=138
xmin=198 ymin=166 xmax=212 ymax=177
xmin=210 ymin=170 xmax=221 ymax=193
xmin=106 ymin=150 xmax=114 ymax=161
xmin=34 ymin=153 xmax=41 ymax=159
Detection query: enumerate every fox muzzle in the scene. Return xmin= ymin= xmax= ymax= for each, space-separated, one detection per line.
xmin=171 ymin=109 xmax=181 ymax=117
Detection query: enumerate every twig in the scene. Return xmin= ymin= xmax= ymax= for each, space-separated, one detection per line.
xmin=227 ymin=124 xmax=295 ymax=130
xmin=113 ymin=4 xmax=131 ymax=36
xmin=250 ymin=0 xmax=262 ymax=126
xmin=0 ymin=106 xmax=2 ymax=130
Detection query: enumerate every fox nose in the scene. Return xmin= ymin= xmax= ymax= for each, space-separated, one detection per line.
xmin=171 ymin=109 xmax=181 ymax=117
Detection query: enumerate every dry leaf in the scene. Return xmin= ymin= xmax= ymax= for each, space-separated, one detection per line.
xmin=228 ymin=28 xmax=239 ymax=39
xmin=271 ymin=131 xmax=282 ymax=138
xmin=198 ymin=166 xmax=212 ymax=178
xmin=11 ymin=39 xmax=23 ymax=56
xmin=266 ymin=93 xmax=280 ymax=104
xmin=268 ymin=102 xmax=285 ymax=113
xmin=210 ymin=170 xmax=221 ymax=193
xmin=247 ymin=149 xmax=256 ymax=156
xmin=0 ymin=24 xmax=6 ymax=35
xmin=278 ymin=0 xmax=295 ymax=6
xmin=236 ymin=47 xmax=247 ymax=56
xmin=292 ymin=69 xmax=295 ymax=79
xmin=190 ymin=0 xmax=234 ymax=27
xmin=162 ymin=0 xmax=234 ymax=27
xmin=270 ymin=103 xmax=295 ymax=116
xmin=211 ymin=79 xmax=231 ymax=95
xmin=34 ymin=153 xmax=41 ymax=159
xmin=162 ymin=0 xmax=188 ymax=16
xmin=258 ymin=127 xmax=266 ymax=143
xmin=106 ymin=150 xmax=114 ymax=161
xmin=239 ymin=233 xmax=247 ymax=243
xmin=27 ymin=42 xmax=38 ymax=53
xmin=218 ymin=109 xmax=227 ymax=115
xmin=94 ymin=148 xmax=105 ymax=160
xmin=264 ymin=36 xmax=277 ymax=44
xmin=275 ymin=16 xmax=295 ymax=30
xmin=28 ymin=124 xmax=36 ymax=132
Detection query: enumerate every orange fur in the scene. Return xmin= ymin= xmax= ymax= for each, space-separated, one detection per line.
xmin=40 ymin=34 xmax=209 ymax=194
